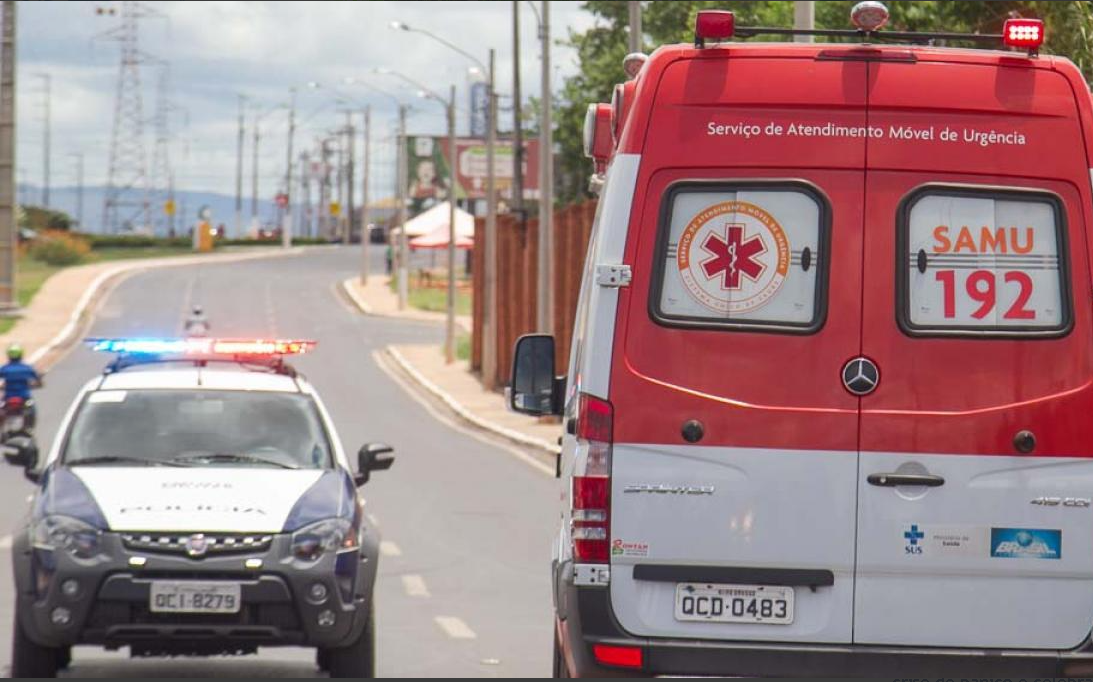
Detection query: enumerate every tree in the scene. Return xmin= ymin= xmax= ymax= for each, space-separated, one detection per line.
xmin=555 ymin=1 xmax=1093 ymax=203
xmin=18 ymin=205 xmax=72 ymax=232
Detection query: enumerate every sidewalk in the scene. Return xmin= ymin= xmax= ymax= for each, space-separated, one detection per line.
xmin=343 ymin=275 xmax=472 ymax=332
xmin=8 ymin=247 xmax=314 ymax=371
xmin=385 ymin=344 xmax=561 ymax=455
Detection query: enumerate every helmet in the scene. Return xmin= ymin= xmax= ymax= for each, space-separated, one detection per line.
xmin=6 ymin=343 xmax=22 ymax=361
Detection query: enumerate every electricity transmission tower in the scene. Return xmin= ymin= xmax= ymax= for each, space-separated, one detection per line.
xmin=149 ymin=60 xmax=173 ymax=235
xmin=98 ymin=2 xmax=161 ymax=233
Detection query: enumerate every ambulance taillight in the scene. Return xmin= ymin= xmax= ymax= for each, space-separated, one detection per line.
xmin=694 ymin=10 xmax=734 ymax=49
xmin=1002 ymin=18 xmax=1045 ymax=54
xmin=571 ymin=393 xmax=613 ymax=563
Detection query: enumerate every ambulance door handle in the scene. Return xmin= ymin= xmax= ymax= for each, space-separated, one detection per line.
xmin=867 ymin=473 xmax=945 ymax=487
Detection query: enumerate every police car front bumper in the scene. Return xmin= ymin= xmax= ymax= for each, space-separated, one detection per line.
xmin=13 ymin=530 xmax=377 ymax=653
xmin=559 ymin=581 xmax=1093 ymax=677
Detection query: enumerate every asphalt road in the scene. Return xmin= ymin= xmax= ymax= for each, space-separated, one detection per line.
xmin=0 ymin=246 xmax=557 ymax=677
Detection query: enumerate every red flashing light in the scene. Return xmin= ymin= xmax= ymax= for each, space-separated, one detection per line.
xmin=1002 ymin=18 xmax=1044 ymax=52
xmin=592 ymin=644 xmax=644 ymax=669
xmin=695 ymin=10 xmax=734 ymax=48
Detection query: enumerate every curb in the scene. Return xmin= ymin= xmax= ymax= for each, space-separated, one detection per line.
xmin=341 ymin=277 xmax=472 ymax=333
xmin=384 ymin=345 xmax=560 ymax=456
xmin=340 ymin=277 xmax=374 ymax=315
xmin=26 ymin=246 xmax=320 ymax=369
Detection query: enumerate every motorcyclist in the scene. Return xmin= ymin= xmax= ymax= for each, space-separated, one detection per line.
xmin=184 ymin=304 xmax=210 ymax=337
xmin=0 ymin=344 xmax=42 ymax=431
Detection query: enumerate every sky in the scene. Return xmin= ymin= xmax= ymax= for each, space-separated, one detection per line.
xmin=15 ymin=1 xmax=599 ymax=227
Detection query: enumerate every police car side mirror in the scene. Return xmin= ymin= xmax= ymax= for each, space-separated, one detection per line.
xmin=2 ymin=436 xmax=38 ymax=474
xmin=355 ymin=443 xmax=395 ymax=487
xmin=510 ymin=334 xmax=563 ymax=417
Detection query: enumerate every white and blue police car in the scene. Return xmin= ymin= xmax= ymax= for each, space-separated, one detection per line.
xmin=4 ymin=338 xmax=394 ymax=677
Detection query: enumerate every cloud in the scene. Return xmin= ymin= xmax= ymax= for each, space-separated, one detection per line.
xmin=15 ymin=0 xmax=599 ymax=230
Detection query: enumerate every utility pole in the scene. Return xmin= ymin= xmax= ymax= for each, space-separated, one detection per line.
xmin=446 ymin=84 xmax=457 ymax=364
xmin=344 ymin=110 xmax=355 ymax=245
xmin=396 ymin=104 xmax=409 ymax=310
xmin=70 ymin=152 xmax=84 ymax=230
xmin=360 ymin=105 xmax=371 ymax=284
xmin=628 ymin=1 xmax=642 ymax=53
xmin=319 ymin=138 xmax=332 ymax=239
xmin=36 ymin=73 xmax=49 ymax=208
xmin=537 ymin=0 xmax=553 ymax=334
xmin=234 ymin=94 xmax=245 ymax=236
xmin=482 ymin=48 xmax=498 ymax=387
xmin=0 ymin=1 xmax=16 ymax=310
xmin=251 ymin=109 xmax=259 ymax=226
xmin=794 ymin=1 xmax=815 ymax=42
xmin=511 ymin=1 xmax=523 ymax=222
xmin=282 ymin=87 xmax=296 ymax=247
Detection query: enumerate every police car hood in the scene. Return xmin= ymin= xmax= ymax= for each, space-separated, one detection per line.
xmin=73 ymin=468 xmax=326 ymax=533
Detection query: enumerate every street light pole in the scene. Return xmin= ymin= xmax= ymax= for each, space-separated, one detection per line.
xmin=70 ymin=152 xmax=84 ymax=230
xmin=537 ymin=0 xmax=553 ymax=334
xmin=360 ymin=105 xmax=371 ymax=285
xmin=483 ymin=47 xmax=498 ymax=387
xmin=37 ymin=73 xmax=50 ymax=208
xmin=396 ymin=104 xmax=409 ymax=310
xmin=282 ymin=87 xmax=296 ymax=248
xmin=251 ymin=109 xmax=259 ymax=227
xmin=344 ymin=110 xmax=355 ymax=245
xmin=0 ymin=1 xmax=16 ymax=311
xmin=512 ymin=2 xmax=523 ymax=222
xmin=235 ymin=94 xmax=245 ymax=236
xmin=446 ymin=84 xmax=457 ymax=364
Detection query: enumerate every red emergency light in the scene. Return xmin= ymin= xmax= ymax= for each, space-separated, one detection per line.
xmin=1002 ymin=18 xmax=1044 ymax=53
xmin=583 ymin=103 xmax=614 ymax=174
xmin=694 ymin=10 xmax=734 ymax=49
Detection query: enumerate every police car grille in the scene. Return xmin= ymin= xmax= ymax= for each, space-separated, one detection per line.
xmin=121 ymin=533 xmax=273 ymax=556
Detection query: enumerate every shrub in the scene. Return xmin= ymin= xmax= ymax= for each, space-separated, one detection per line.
xmin=28 ymin=230 xmax=90 ymax=266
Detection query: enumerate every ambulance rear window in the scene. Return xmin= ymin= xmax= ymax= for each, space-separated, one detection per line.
xmin=651 ymin=183 xmax=827 ymax=333
xmin=899 ymin=187 xmax=1071 ymax=337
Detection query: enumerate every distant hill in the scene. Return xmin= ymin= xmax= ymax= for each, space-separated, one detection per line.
xmin=18 ymin=185 xmax=279 ymax=238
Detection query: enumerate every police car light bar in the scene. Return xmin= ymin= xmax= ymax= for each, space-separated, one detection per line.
xmin=86 ymin=338 xmax=317 ymax=356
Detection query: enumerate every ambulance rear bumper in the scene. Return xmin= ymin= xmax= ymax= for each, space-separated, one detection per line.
xmin=560 ymin=582 xmax=1093 ymax=677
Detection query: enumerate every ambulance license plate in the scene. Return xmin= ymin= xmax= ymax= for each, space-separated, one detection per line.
xmin=674 ymin=583 xmax=794 ymax=625
xmin=149 ymin=581 xmax=241 ymax=614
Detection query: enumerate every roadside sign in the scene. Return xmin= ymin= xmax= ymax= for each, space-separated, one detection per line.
xmin=164 ymin=199 xmax=176 ymax=216
xmin=329 ymin=201 xmax=341 ymax=217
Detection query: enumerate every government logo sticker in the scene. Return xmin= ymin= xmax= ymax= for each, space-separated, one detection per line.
xmin=677 ymin=201 xmax=791 ymax=314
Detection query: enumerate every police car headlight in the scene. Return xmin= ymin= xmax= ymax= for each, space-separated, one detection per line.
xmin=33 ymin=515 xmax=103 ymax=560
xmin=289 ymin=518 xmax=356 ymax=563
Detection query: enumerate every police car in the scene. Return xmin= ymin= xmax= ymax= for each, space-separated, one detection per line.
xmin=512 ymin=3 xmax=1093 ymax=678
xmin=4 ymin=338 xmax=393 ymax=677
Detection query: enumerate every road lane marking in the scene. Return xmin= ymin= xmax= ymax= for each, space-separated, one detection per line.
xmin=401 ymin=574 xmax=430 ymax=597
xmin=434 ymin=616 xmax=477 ymax=640
xmin=380 ymin=541 xmax=401 ymax=557
xmin=373 ymin=349 xmax=554 ymax=478
xmin=0 ymin=535 xmax=11 ymax=550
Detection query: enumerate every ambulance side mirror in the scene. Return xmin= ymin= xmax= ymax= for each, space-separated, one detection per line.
xmin=510 ymin=334 xmax=563 ymax=416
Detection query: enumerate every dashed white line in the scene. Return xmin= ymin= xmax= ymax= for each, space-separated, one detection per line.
xmin=380 ymin=541 xmax=402 ymax=557
xmin=401 ymin=574 xmax=431 ymax=598
xmin=434 ymin=616 xmax=477 ymax=640
xmin=0 ymin=535 xmax=11 ymax=550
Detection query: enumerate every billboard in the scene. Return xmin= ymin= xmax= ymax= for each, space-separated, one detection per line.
xmin=405 ymin=136 xmax=540 ymax=216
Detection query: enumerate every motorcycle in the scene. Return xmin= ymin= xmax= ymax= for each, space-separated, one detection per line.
xmin=1 ymin=396 xmax=34 ymax=443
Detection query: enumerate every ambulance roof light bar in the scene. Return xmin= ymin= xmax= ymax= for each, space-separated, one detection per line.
xmin=697 ymin=1 xmax=1044 ymax=57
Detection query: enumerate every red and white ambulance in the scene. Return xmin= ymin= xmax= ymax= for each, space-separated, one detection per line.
xmin=510 ymin=2 xmax=1093 ymax=677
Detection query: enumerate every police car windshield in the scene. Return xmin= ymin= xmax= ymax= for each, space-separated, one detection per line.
xmin=63 ymin=389 xmax=333 ymax=469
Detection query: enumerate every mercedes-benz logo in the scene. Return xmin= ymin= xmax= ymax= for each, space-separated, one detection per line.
xmin=842 ymin=357 xmax=879 ymax=396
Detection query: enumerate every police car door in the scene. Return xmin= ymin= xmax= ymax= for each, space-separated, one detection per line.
xmin=607 ymin=57 xmax=869 ymax=644
xmin=854 ymin=61 xmax=1093 ymax=648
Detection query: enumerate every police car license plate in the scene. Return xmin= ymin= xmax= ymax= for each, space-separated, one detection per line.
xmin=149 ymin=581 xmax=241 ymax=614
xmin=674 ymin=583 xmax=794 ymax=625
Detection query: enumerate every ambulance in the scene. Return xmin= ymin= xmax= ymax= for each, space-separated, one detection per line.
xmin=510 ymin=2 xmax=1093 ymax=676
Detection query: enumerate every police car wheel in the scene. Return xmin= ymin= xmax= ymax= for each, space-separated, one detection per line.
xmin=57 ymin=646 xmax=72 ymax=670
xmin=324 ymin=603 xmax=375 ymax=678
xmin=10 ymin=611 xmax=60 ymax=678
xmin=315 ymin=647 xmax=330 ymax=672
